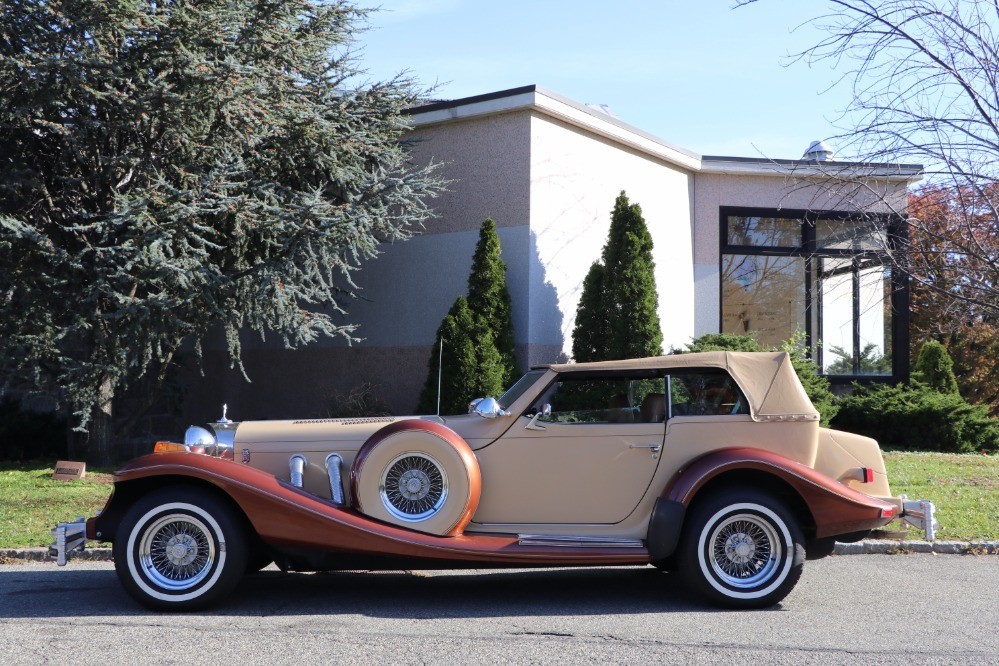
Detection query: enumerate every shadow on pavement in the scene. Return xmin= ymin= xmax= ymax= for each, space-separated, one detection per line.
xmin=0 ymin=565 xmax=762 ymax=618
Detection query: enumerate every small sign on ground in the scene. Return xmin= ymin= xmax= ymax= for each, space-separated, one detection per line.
xmin=52 ymin=461 xmax=86 ymax=481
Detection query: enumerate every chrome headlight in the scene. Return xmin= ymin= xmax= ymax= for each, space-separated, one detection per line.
xmin=183 ymin=425 xmax=235 ymax=458
xmin=185 ymin=426 xmax=216 ymax=448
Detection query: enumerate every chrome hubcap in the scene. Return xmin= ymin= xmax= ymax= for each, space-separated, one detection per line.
xmin=708 ymin=513 xmax=782 ymax=589
xmin=138 ymin=514 xmax=216 ymax=591
xmin=380 ymin=453 xmax=448 ymax=522
xmin=400 ymin=469 xmax=431 ymax=500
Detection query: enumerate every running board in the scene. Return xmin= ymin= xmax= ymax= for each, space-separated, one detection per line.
xmin=518 ymin=534 xmax=645 ymax=548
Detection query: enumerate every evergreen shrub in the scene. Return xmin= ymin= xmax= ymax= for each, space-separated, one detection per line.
xmin=415 ymin=218 xmax=517 ymax=414
xmin=415 ymin=297 xmax=505 ymax=415
xmin=572 ymin=192 xmax=662 ymax=362
xmin=912 ymin=339 xmax=960 ymax=394
xmin=832 ymin=382 xmax=999 ymax=453
xmin=466 ymin=219 xmax=518 ymax=385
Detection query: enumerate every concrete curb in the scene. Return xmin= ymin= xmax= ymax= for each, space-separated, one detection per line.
xmin=833 ymin=540 xmax=998 ymax=555
xmin=3 ymin=541 xmax=997 ymax=563
xmin=1 ymin=547 xmax=112 ymax=562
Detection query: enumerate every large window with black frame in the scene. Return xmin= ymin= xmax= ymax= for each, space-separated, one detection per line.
xmin=719 ymin=207 xmax=909 ymax=383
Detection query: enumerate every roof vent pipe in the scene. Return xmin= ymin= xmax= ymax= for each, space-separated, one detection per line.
xmin=803 ymin=140 xmax=835 ymax=161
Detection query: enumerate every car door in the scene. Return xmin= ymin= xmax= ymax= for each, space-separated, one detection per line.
xmin=471 ymin=374 xmax=667 ymax=525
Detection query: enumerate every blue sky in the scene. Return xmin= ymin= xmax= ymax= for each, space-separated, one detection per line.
xmin=356 ymin=1 xmax=854 ymax=160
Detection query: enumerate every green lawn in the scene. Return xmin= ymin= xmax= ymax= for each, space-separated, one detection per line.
xmin=883 ymin=451 xmax=998 ymax=542
xmin=0 ymin=462 xmax=113 ymax=549
xmin=0 ymin=453 xmax=995 ymax=549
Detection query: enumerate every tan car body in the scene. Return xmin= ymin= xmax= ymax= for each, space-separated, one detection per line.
xmin=229 ymin=350 xmax=895 ymax=540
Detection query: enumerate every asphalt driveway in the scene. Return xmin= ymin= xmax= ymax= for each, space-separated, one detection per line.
xmin=0 ymin=554 xmax=996 ymax=664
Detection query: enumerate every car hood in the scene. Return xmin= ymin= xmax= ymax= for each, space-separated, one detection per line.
xmin=232 ymin=413 xmax=510 ymax=450
xmin=234 ymin=416 xmax=417 ymax=447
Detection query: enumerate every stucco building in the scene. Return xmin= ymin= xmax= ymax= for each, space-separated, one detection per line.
xmin=186 ymin=85 xmax=921 ymax=422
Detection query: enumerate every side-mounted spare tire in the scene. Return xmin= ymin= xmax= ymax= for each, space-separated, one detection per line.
xmin=351 ymin=420 xmax=481 ymax=536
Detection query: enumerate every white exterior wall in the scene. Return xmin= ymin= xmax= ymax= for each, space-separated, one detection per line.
xmin=529 ymin=113 xmax=695 ymax=362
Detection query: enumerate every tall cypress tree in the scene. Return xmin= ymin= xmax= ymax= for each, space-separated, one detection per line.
xmin=572 ymin=192 xmax=663 ymax=362
xmin=571 ymin=262 xmax=608 ymax=363
xmin=415 ymin=297 xmax=505 ymax=415
xmin=467 ymin=218 xmax=518 ymax=385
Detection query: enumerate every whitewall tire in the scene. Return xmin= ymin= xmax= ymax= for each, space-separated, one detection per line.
xmin=113 ymin=487 xmax=247 ymax=611
xmin=678 ymin=488 xmax=805 ymax=608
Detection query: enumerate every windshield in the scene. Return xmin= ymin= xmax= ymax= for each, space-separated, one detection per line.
xmin=498 ymin=370 xmax=546 ymax=409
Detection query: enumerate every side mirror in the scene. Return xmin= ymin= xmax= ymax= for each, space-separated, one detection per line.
xmin=472 ymin=396 xmax=510 ymax=419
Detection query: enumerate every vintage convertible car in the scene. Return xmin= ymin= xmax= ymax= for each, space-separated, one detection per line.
xmin=51 ymin=351 xmax=937 ymax=610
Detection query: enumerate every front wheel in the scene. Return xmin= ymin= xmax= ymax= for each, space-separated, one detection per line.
xmin=113 ymin=487 xmax=248 ymax=611
xmin=677 ymin=488 xmax=805 ymax=608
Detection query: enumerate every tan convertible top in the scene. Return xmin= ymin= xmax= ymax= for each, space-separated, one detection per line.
xmin=545 ymin=351 xmax=819 ymax=422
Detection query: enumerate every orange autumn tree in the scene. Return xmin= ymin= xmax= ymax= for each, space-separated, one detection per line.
xmin=908 ymin=184 xmax=999 ymax=415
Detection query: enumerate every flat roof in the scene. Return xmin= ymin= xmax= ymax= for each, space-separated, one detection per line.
xmin=406 ymin=85 xmax=923 ymax=180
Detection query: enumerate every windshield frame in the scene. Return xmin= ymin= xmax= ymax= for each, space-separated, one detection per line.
xmin=497 ymin=370 xmax=547 ymax=409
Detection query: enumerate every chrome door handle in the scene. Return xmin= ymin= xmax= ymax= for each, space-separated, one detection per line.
xmin=629 ymin=444 xmax=662 ymax=452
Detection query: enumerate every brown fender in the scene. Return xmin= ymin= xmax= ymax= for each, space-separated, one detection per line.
xmin=91 ymin=452 xmax=648 ymax=566
xmin=662 ymin=447 xmax=898 ymax=538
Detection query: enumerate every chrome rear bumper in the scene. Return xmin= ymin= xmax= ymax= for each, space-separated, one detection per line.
xmin=48 ymin=517 xmax=88 ymax=566
xmin=900 ymin=498 xmax=938 ymax=540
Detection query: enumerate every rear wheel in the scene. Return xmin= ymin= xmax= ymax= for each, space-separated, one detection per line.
xmin=113 ymin=487 xmax=247 ymax=611
xmin=677 ymin=488 xmax=804 ymax=608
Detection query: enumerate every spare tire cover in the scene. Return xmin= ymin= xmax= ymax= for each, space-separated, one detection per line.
xmin=351 ymin=420 xmax=481 ymax=536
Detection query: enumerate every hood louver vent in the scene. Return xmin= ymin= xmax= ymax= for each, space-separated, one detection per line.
xmin=292 ymin=417 xmax=396 ymax=426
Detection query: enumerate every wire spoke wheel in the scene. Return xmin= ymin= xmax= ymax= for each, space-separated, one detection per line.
xmin=115 ymin=490 xmax=248 ymax=610
xmin=352 ymin=423 xmax=481 ymax=536
xmin=707 ymin=513 xmax=781 ymax=589
xmin=139 ymin=513 xmax=216 ymax=591
xmin=679 ymin=490 xmax=805 ymax=608
xmin=380 ymin=452 xmax=448 ymax=521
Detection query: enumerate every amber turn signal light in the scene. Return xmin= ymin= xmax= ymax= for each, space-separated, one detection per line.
xmin=154 ymin=441 xmax=187 ymax=453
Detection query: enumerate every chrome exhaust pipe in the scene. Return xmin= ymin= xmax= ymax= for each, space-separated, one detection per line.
xmin=289 ymin=454 xmax=307 ymax=488
xmin=325 ymin=453 xmax=345 ymax=505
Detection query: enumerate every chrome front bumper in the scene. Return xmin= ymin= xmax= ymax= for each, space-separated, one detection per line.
xmin=48 ymin=517 xmax=88 ymax=566
xmin=900 ymin=498 xmax=938 ymax=540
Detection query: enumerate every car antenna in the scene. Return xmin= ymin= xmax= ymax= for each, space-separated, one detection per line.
xmin=436 ymin=337 xmax=444 ymax=416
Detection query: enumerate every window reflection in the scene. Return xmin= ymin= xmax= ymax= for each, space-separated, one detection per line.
xmin=722 ymin=211 xmax=897 ymax=378
xmin=727 ymin=216 xmax=800 ymax=247
xmin=816 ymin=218 xmax=884 ymax=251
xmin=721 ymin=254 xmax=805 ymax=349
xmin=669 ymin=373 xmax=749 ymax=416
xmin=817 ymin=258 xmax=892 ymax=375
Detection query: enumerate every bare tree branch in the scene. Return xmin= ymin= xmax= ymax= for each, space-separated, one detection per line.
xmin=739 ymin=0 xmax=999 ymax=320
